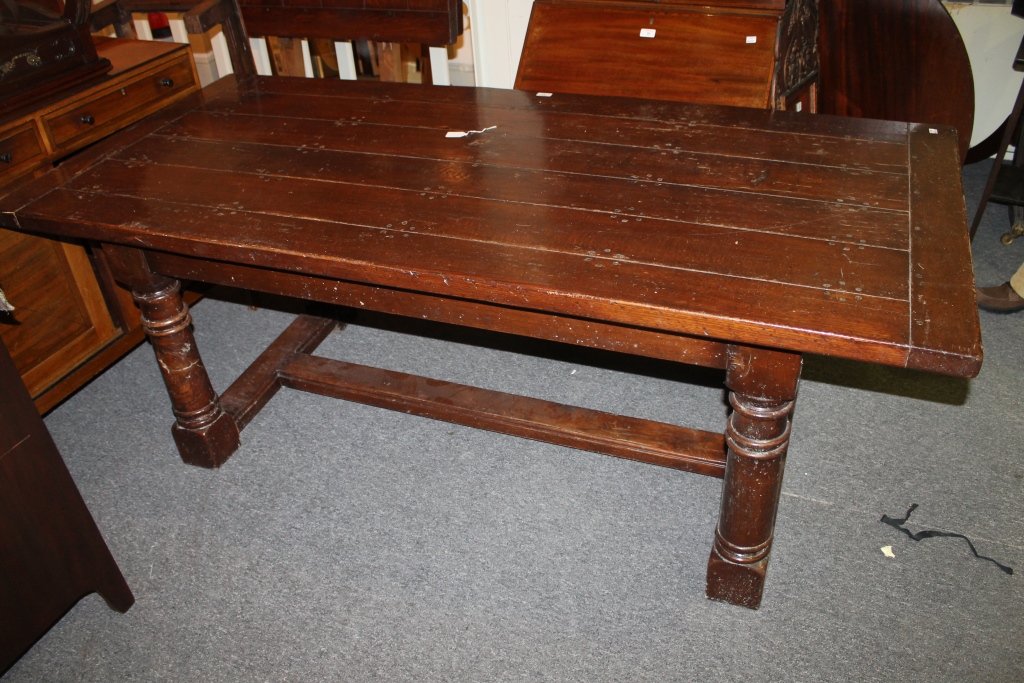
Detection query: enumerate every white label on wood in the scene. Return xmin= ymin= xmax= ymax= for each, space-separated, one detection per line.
xmin=640 ymin=28 xmax=656 ymax=38
xmin=746 ymin=36 xmax=757 ymax=43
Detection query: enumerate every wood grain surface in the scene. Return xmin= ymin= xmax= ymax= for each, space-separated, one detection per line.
xmin=0 ymin=78 xmax=981 ymax=376
xmin=238 ymin=0 xmax=462 ymax=44
xmin=817 ymin=0 xmax=974 ymax=162
xmin=515 ymin=1 xmax=780 ymax=108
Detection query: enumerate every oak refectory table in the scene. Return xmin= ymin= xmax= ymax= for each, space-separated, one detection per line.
xmin=0 ymin=75 xmax=982 ymax=609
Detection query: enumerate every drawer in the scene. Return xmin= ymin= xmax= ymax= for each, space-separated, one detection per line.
xmin=0 ymin=123 xmax=45 ymax=187
xmin=44 ymin=55 xmax=196 ymax=150
xmin=517 ymin=3 xmax=781 ymax=108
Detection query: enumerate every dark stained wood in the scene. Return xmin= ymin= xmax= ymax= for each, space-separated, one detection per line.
xmin=1 ymin=77 xmax=980 ymax=371
xmin=579 ymin=0 xmax=786 ymax=10
xmin=139 ymin=132 xmax=909 ymax=247
xmin=279 ymin=337 xmax=728 ymax=477
xmin=92 ymin=0 xmax=258 ymax=81
xmin=103 ymin=246 xmax=240 ymax=467
xmin=0 ymin=77 xmax=982 ymax=609
xmin=43 ymin=57 xmax=196 ymax=148
xmin=218 ymin=312 xmax=727 ymax=476
xmin=0 ymin=38 xmax=196 ymax=192
xmin=176 ymin=94 xmax=908 ymax=172
xmin=0 ymin=337 xmax=133 ymax=673
xmin=907 ymin=125 xmax=982 ymax=375
xmin=516 ymin=1 xmax=780 ymax=108
xmin=185 ymin=0 xmax=257 ymax=81
xmin=21 ymin=187 xmax=915 ymax=366
xmin=0 ymin=39 xmax=200 ymax=413
xmin=220 ymin=313 xmax=338 ymax=429
xmin=818 ymin=0 xmax=974 ymax=162
xmin=516 ymin=0 xmax=820 ymax=112
xmin=237 ymin=73 xmax=909 ymax=142
xmin=238 ymin=0 xmax=462 ymax=45
xmin=706 ymin=344 xmax=801 ymax=609
xmin=147 ymin=252 xmax=733 ymax=370
xmin=181 ymin=106 xmax=907 ymax=185
xmin=0 ymin=0 xmax=111 ymax=118
xmin=149 ymin=113 xmax=905 ymax=208
xmin=0 ymin=124 xmax=45 ymax=180
xmin=74 ymin=155 xmax=910 ymax=298
xmin=89 ymin=0 xmax=136 ymax=38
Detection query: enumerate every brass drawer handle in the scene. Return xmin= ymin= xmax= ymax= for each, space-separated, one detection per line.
xmin=0 ymin=286 xmax=13 ymax=313
xmin=161 ymin=77 xmax=174 ymax=88
xmin=0 ymin=153 xmax=11 ymax=164
xmin=79 ymin=115 xmax=95 ymax=125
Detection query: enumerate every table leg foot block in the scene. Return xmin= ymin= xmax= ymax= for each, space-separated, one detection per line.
xmin=705 ymin=548 xmax=767 ymax=609
xmin=171 ymin=411 xmax=240 ymax=468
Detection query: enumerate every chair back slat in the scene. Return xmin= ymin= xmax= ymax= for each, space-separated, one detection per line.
xmin=238 ymin=0 xmax=462 ymax=44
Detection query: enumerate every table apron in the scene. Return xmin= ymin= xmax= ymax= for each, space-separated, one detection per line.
xmin=144 ymin=249 xmax=731 ymax=371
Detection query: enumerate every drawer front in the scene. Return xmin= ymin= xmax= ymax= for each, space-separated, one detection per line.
xmin=517 ymin=4 xmax=780 ymax=108
xmin=44 ymin=56 xmax=196 ymax=149
xmin=0 ymin=123 xmax=45 ymax=187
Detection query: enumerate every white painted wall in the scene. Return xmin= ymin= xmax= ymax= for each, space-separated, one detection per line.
xmin=465 ymin=0 xmax=534 ymax=88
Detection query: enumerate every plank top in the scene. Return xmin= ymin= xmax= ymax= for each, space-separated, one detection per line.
xmin=0 ymin=77 xmax=981 ymax=376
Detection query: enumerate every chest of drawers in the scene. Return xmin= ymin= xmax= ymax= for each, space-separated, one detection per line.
xmin=1 ymin=39 xmax=198 ymax=190
xmin=0 ymin=38 xmax=199 ymax=412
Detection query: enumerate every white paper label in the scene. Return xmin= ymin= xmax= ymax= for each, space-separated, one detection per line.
xmin=446 ymin=126 xmax=497 ymax=139
xmin=536 ymin=92 xmax=553 ymax=97
xmin=795 ymin=102 xmax=803 ymax=112
xmin=746 ymin=36 xmax=757 ymax=43
xmin=929 ymin=128 xmax=939 ymax=134
xmin=640 ymin=28 xmax=656 ymax=38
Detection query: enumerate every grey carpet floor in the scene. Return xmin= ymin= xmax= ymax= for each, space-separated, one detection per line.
xmin=3 ymin=161 xmax=1022 ymax=682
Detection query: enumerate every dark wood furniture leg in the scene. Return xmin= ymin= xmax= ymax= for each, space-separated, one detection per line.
xmin=1 ymin=337 xmax=133 ymax=673
xmin=103 ymin=245 xmax=239 ymax=467
xmin=706 ymin=345 xmax=802 ymax=609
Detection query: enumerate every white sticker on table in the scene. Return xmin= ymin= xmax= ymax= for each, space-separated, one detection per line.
xmin=640 ymin=28 xmax=656 ymax=38
xmin=746 ymin=36 xmax=757 ymax=43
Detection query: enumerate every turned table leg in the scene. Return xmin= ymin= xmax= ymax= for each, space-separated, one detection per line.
xmin=706 ymin=344 xmax=802 ymax=609
xmin=104 ymin=245 xmax=240 ymax=467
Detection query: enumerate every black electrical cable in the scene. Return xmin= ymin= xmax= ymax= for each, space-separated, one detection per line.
xmin=881 ymin=504 xmax=1013 ymax=576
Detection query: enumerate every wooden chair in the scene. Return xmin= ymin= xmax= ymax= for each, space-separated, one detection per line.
xmin=91 ymin=0 xmax=463 ymax=83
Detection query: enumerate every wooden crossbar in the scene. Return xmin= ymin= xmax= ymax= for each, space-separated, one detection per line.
xmin=219 ymin=314 xmax=726 ymax=477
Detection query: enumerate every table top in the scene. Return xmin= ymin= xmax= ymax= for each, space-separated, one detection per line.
xmin=0 ymin=76 xmax=982 ymax=376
